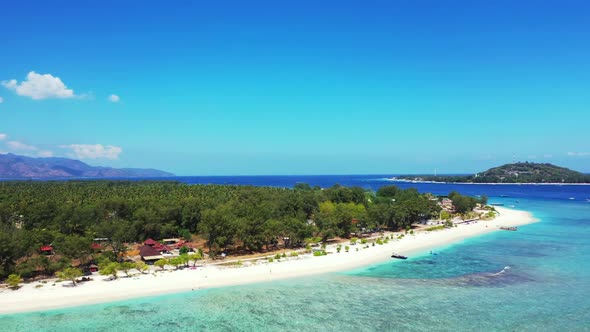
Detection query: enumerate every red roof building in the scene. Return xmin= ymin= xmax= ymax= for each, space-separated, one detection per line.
xmin=152 ymin=243 xmax=171 ymax=252
xmin=139 ymin=245 xmax=164 ymax=261
xmin=40 ymin=245 xmax=53 ymax=252
xmin=91 ymin=243 xmax=102 ymax=250
xmin=144 ymin=238 xmax=158 ymax=246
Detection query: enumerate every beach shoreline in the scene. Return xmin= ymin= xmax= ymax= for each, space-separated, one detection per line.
xmin=0 ymin=206 xmax=536 ymax=315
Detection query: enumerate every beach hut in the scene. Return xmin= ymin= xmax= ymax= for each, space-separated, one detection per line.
xmin=152 ymin=243 xmax=171 ymax=254
xmin=139 ymin=245 xmax=164 ymax=262
xmin=39 ymin=245 xmax=53 ymax=255
xmin=162 ymin=238 xmax=180 ymax=245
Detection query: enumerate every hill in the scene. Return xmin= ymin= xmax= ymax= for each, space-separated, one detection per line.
xmin=0 ymin=153 xmax=174 ymax=179
xmin=398 ymin=162 xmax=590 ymax=184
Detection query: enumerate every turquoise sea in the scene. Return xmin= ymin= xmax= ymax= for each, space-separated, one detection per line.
xmin=1 ymin=178 xmax=590 ymax=331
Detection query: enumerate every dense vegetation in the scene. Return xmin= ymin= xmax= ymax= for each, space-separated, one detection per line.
xmin=398 ymin=162 xmax=590 ymax=183
xmin=448 ymin=191 xmax=482 ymax=214
xmin=0 ymin=181 xmax=442 ymax=279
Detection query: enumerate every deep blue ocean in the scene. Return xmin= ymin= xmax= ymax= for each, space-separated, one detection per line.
xmin=2 ymin=175 xmax=590 ymax=331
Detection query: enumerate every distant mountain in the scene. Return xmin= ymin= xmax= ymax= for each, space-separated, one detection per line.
xmin=397 ymin=162 xmax=590 ymax=184
xmin=0 ymin=153 xmax=174 ymax=179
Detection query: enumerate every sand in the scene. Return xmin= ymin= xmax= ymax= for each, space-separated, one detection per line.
xmin=0 ymin=206 xmax=536 ymax=314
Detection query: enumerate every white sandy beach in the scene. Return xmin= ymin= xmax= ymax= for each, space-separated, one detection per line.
xmin=0 ymin=206 xmax=536 ymax=314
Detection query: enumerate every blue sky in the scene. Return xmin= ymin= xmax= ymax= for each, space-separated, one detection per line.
xmin=1 ymin=0 xmax=589 ymax=175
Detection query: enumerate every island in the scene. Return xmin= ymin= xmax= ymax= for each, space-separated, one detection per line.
xmin=396 ymin=162 xmax=590 ymax=184
xmin=0 ymin=181 xmax=535 ymax=313
xmin=0 ymin=153 xmax=173 ymax=179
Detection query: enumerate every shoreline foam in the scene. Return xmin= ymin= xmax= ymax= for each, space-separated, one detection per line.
xmin=0 ymin=206 xmax=536 ymax=315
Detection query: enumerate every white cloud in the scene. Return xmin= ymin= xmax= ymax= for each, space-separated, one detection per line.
xmin=7 ymin=141 xmax=37 ymax=151
xmin=0 ymin=133 xmax=6 ymax=140
xmin=37 ymin=150 xmax=54 ymax=157
xmin=108 ymin=94 xmax=120 ymax=103
xmin=63 ymin=144 xmax=122 ymax=160
xmin=567 ymin=152 xmax=590 ymax=157
xmin=2 ymin=71 xmax=76 ymax=100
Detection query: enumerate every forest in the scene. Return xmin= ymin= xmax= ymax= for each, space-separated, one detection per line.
xmin=398 ymin=162 xmax=590 ymax=183
xmin=0 ymin=181 xmax=444 ymax=279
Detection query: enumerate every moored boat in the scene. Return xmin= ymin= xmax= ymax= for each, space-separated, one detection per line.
xmin=391 ymin=253 xmax=408 ymax=260
xmin=500 ymin=226 xmax=518 ymax=231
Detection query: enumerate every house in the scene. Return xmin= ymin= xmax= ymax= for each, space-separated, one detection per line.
xmin=162 ymin=238 xmax=181 ymax=245
xmin=151 ymin=243 xmax=171 ymax=254
xmin=144 ymin=238 xmax=158 ymax=246
xmin=139 ymin=245 xmax=164 ymax=262
xmin=39 ymin=245 xmax=53 ymax=255
xmin=439 ymin=198 xmax=455 ymax=212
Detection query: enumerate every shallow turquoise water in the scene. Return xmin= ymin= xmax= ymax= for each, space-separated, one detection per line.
xmin=2 ymin=193 xmax=590 ymax=331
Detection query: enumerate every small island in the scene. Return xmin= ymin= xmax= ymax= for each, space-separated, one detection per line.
xmin=396 ymin=162 xmax=590 ymax=184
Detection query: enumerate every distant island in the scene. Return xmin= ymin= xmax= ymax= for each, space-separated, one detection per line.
xmin=0 ymin=153 xmax=174 ymax=179
xmin=396 ymin=162 xmax=590 ymax=184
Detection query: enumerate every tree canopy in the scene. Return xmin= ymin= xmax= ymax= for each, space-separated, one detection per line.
xmin=0 ymin=181 xmax=442 ymax=279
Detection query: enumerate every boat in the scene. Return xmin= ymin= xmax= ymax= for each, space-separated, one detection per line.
xmin=490 ymin=203 xmax=504 ymax=206
xmin=391 ymin=253 xmax=408 ymax=260
xmin=569 ymin=197 xmax=575 ymax=200
xmin=499 ymin=195 xmax=509 ymax=197
xmin=500 ymin=226 xmax=518 ymax=231
xmin=515 ymin=200 xmax=520 ymax=203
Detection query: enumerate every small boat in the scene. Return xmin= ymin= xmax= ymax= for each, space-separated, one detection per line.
xmin=391 ymin=253 xmax=408 ymax=260
xmin=515 ymin=200 xmax=520 ymax=203
xmin=500 ymin=195 xmax=509 ymax=197
xmin=569 ymin=197 xmax=575 ymax=200
xmin=500 ymin=226 xmax=518 ymax=231
xmin=490 ymin=203 xmax=504 ymax=206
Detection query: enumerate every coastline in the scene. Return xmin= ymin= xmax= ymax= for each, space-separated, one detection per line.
xmin=386 ymin=179 xmax=590 ymax=186
xmin=0 ymin=206 xmax=536 ymax=315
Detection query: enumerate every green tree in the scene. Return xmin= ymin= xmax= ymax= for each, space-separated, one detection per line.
xmin=168 ymin=257 xmax=184 ymax=270
xmin=179 ymin=246 xmax=189 ymax=255
xmin=99 ymin=262 xmax=120 ymax=279
xmin=179 ymin=254 xmax=190 ymax=267
xmin=57 ymin=268 xmax=83 ymax=286
xmin=198 ymin=204 xmax=237 ymax=258
xmin=135 ymin=261 xmax=149 ymax=274
xmin=118 ymin=261 xmax=136 ymax=277
xmin=188 ymin=253 xmax=202 ymax=267
xmin=6 ymin=274 xmax=23 ymax=290
xmin=154 ymin=259 xmax=168 ymax=271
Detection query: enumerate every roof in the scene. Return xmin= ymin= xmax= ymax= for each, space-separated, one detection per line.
xmin=162 ymin=238 xmax=180 ymax=243
xmin=144 ymin=238 xmax=158 ymax=245
xmin=40 ymin=245 xmax=53 ymax=251
xmin=91 ymin=243 xmax=102 ymax=250
xmin=139 ymin=245 xmax=161 ymax=257
xmin=152 ymin=243 xmax=171 ymax=252
xmin=143 ymin=255 xmax=164 ymax=261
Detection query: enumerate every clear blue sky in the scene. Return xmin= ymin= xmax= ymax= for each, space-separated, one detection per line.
xmin=1 ymin=0 xmax=589 ymax=175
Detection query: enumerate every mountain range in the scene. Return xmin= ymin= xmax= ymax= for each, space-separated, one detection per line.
xmin=0 ymin=153 xmax=174 ymax=179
